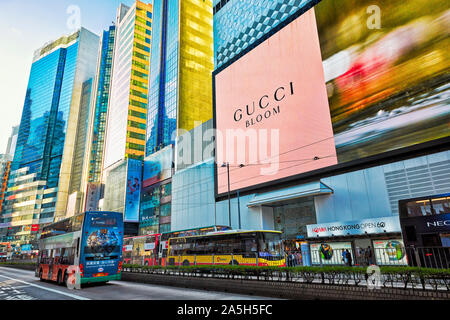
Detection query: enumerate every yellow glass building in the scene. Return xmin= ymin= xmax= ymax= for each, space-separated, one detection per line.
xmin=146 ymin=0 xmax=214 ymax=155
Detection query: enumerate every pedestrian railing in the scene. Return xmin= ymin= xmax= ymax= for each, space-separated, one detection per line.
xmin=309 ymin=247 xmax=450 ymax=269
xmin=122 ymin=247 xmax=449 ymax=269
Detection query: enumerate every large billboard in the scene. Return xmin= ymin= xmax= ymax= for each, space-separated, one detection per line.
xmin=124 ymin=159 xmax=142 ymax=223
xmin=215 ymin=9 xmax=337 ymax=195
xmin=213 ymin=0 xmax=450 ymax=196
xmin=143 ymin=145 xmax=173 ymax=188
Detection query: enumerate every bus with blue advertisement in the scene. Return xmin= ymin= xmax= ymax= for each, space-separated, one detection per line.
xmin=36 ymin=211 xmax=124 ymax=287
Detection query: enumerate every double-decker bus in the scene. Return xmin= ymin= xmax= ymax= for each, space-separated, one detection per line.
xmin=123 ymin=233 xmax=161 ymax=265
xmin=36 ymin=211 xmax=124 ymax=287
xmin=167 ymin=230 xmax=285 ymax=267
xmin=0 ymin=242 xmax=11 ymax=261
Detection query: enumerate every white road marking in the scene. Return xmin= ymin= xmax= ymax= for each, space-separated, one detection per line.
xmin=0 ymin=273 xmax=90 ymax=300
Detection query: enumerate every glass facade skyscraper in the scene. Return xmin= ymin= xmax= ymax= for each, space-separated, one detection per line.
xmin=146 ymin=0 xmax=214 ymax=156
xmin=102 ymin=1 xmax=153 ymax=232
xmin=213 ymin=0 xmax=319 ymax=69
xmin=0 ymin=28 xmax=99 ymax=247
xmin=84 ymin=26 xmax=116 ymax=185
xmin=142 ymin=0 xmax=214 ymax=235
xmin=103 ymin=1 xmax=153 ymax=170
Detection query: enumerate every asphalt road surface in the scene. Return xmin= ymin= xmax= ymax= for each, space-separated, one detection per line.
xmin=0 ymin=266 xmax=279 ymax=300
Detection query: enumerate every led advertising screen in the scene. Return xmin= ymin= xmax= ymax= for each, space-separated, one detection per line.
xmin=214 ymin=1 xmax=450 ymax=196
xmin=143 ymin=145 xmax=173 ymax=188
xmin=215 ymin=8 xmax=338 ymax=195
xmin=124 ymin=159 xmax=142 ymax=223
xmin=310 ymin=242 xmax=353 ymax=265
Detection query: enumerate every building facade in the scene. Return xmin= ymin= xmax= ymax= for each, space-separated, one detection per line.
xmin=139 ymin=145 xmax=173 ymax=235
xmin=103 ymin=1 xmax=153 ymax=170
xmin=102 ymin=1 xmax=153 ymax=234
xmin=0 ymin=28 xmax=99 ymax=247
xmin=146 ymin=0 xmax=214 ymax=156
xmin=203 ymin=0 xmax=450 ymax=267
xmin=5 ymin=126 xmax=19 ymax=159
xmin=0 ymin=155 xmax=12 ymax=214
xmin=213 ymin=0 xmax=319 ymax=69
xmin=83 ymin=26 xmax=116 ymax=187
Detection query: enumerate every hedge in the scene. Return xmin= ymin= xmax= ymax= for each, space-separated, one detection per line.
xmin=122 ymin=264 xmax=450 ymax=290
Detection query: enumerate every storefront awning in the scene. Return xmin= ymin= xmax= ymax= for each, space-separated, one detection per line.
xmin=247 ymin=181 xmax=333 ymax=207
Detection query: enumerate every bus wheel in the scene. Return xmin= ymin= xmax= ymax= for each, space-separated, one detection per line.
xmin=182 ymin=260 xmax=190 ymax=267
xmin=229 ymin=260 xmax=239 ymax=266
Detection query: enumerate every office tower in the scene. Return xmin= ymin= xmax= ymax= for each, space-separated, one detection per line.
xmin=79 ymin=26 xmax=116 ymax=212
xmin=0 ymin=155 xmax=12 ymax=215
xmin=5 ymin=125 xmax=19 ymax=159
xmin=146 ymin=0 xmax=214 ymax=156
xmin=102 ymin=1 xmax=153 ymax=235
xmin=0 ymin=28 xmax=99 ymax=247
xmin=213 ymin=0 xmax=319 ymax=69
xmin=103 ymin=1 xmax=153 ymax=170
xmin=0 ymin=126 xmax=19 ymax=214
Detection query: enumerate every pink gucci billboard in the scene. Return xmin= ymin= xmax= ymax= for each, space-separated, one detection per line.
xmin=214 ymin=8 xmax=338 ymax=195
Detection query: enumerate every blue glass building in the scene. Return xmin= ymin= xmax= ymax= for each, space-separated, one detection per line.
xmin=84 ymin=26 xmax=116 ymax=185
xmin=147 ymin=0 xmax=180 ymax=156
xmin=0 ymin=28 xmax=99 ymax=247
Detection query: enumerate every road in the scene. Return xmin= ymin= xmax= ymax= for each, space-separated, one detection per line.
xmin=0 ymin=266 xmax=279 ymax=300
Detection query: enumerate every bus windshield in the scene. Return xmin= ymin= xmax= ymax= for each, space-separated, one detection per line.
xmin=258 ymin=232 xmax=283 ymax=258
xmin=83 ymin=213 xmax=122 ymax=261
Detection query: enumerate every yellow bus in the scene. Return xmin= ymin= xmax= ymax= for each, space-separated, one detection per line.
xmin=167 ymin=230 xmax=285 ymax=267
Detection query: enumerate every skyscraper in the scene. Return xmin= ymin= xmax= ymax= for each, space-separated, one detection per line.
xmin=0 ymin=28 xmax=99 ymax=247
xmin=139 ymin=0 xmax=214 ymax=234
xmin=103 ymin=1 xmax=153 ymax=170
xmin=146 ymin=0 xmax=214 ymax=156
xmin=0 ymin=126 xmax=19 ymax=214
xmin=5 ymin=125 xmax=19 ymax=159
xmin=79 ymin=26 xmax=117 ymax=212
xmin=102 ymin=1 xmax=153 ymax=234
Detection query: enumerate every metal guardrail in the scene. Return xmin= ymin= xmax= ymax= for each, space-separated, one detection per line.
xmin=309 ymin=247 xmax=450 ymax=269
xmin=122 ymin=247 xmax=450 ymax=269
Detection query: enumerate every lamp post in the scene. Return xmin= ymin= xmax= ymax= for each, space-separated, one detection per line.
xmin=221 ymin=163 xmax=245 ymax=230
xmin=237 ymin=164 xmax=244 ymax=230
xmin=222 ymin=163 xmax=231 ymax=228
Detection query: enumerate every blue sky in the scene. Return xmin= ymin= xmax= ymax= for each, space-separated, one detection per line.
xmin=0 ymin=0 xmax=138 ymax=154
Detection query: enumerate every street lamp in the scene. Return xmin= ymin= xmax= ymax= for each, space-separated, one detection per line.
xmin=221 ymin=163 xmax=231 ymax=228
xmin=221 ymin=163 xmax=245 ymax=230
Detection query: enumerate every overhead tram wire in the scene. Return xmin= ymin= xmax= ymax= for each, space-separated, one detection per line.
xmin=149 ymin=136 xmax=337 ymax=194
xmin=168 ymin=155 xmax=336 ymax=195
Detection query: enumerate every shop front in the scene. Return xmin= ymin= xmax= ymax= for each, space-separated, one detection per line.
xmin=246 ymin=181 xmax=334 ymax=267
xmin=306 ymin=216 xmax=406 ymax=266
xmin=398 ymin=194 xmax=450 ymax=268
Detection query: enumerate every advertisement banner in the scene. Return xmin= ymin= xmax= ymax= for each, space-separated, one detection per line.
xmin=124 ymin=159 xmax=142 ymax=223
xmin=373 ymin=239 xmax=408 ymax=265
xmin=215 ymin=8 xmax=337 ymax=195
xmin=310 ymin=242 xmax=353 ymax=265
xmin=400 ymin=213 xmax=450 ymax=234
xmin=307 ymin=216 xmax=401 ymax=238
xmin=214 ymin=0 xmax=450 ymax=196
xmin=143 ymin=145 xmax=173 ymax=188
xmin=85 ymin=183 xmax=102 ymax=212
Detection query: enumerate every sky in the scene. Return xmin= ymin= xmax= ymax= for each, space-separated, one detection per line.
xmin=0 ymin=0 xmax=138 ymax=154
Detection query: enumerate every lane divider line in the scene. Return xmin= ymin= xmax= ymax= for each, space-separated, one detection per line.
xmin=0 ymin=272 xmax=90 ymax=300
